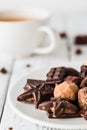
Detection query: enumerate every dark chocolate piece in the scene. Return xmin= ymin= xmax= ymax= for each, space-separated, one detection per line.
xmin=35 ymin=84 xmax=54 ymax=108
xmin=66 ymin=67 xmax=80 ymax=77
xmin=0 ymin=68 xmax=7 ymax=74
xmin=80 ymin=77 xmax=87 ymax=88
xmin=75 ymin=48 xmax=82 ymax=55
xmin=24 ymin=79 xmax=44 ymax=90
xmin=39 ymin=100 xmax=54 ymax=112
xmin=46 ymin=67 xmax=79 ymax=85
xmin=80 ymin=65 xmax=87 ymax=78
xmin=18 ymin=83 xmax=53 ymax=108
xmin=64 ymin=76 xmax=81 ymax=86
xmin=75 ymin=35 xmax=87 ymax=45
xmin=26 ymin=64 xmax=31 ymax=67
xmin=17 ymin=88 xmax=37 ymax=103
xmin=38 ymin=99 xmax=79 ymax=118
xmin=60 ymin=32 xmax=67 ymax=39
xmin=46 ymin=67 xmax=67 ymax=83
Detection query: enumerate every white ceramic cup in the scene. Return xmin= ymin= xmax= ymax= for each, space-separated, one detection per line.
xmin=0 ymin=8 xmax=56 ymax=57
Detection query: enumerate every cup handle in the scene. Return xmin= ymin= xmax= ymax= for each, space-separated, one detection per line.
xmin=34 ymin=26 xmax=56 ymax=54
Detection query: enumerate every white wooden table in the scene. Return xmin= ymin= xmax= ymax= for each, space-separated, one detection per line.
xmin=0 ymin=38 xmax=86 ymax=130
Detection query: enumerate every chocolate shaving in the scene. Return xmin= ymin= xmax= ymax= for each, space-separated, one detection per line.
xmin=0 ymin=68 xmax=7 ymax=74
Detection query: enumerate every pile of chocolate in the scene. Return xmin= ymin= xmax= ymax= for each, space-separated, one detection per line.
xmin=17 ymin=62 xmax=87 ymax=119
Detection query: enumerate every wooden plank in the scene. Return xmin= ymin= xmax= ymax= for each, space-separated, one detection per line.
xmin=0 ymin=55 xmax=13 ymax=119
xmin=0 ymin=57 xmax=69 ymax=130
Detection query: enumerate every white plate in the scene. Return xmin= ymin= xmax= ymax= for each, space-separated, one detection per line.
xmin=8 ymin=67 xmax=87 ymax=129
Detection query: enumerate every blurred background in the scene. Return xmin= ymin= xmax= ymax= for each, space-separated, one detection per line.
xmin=1 ymin=0 xmax=87 ymax=31
xmin=0 ymin=0 xmax=87 ymax=60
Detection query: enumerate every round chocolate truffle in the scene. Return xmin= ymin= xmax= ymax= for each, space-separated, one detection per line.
xmin=78 ymin=87 xmax=87 ymax=110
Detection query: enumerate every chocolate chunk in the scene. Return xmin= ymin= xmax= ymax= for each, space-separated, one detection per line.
xmin=0 ymin=68 xmax=7 ymax=74
xmin=24 ymin=79 xmax=44 ymax=90
xmin=46 ymin=67 xmax=79 ymax=84
xmin=60 ymin=32 xmax=67 ymax=39
xmin=18 ymin=84 xmax=44 ymax=108
xmin=38 ymin=99 xmax=79 ymax=118
xmin=17 ymin=88 xmax=36 ymax=103
xmin=26 ymin=64 xmax=31 ymax=67
xmin=54 ymin=100 xmax=78 ymax=116
xmin=64 ymin=76 xmax=81 ymax=86
xmin=66 ymin=67 xmax=80 ymax=77
xmin=38 ymin=99 xmax=63 ymax=114
xmin=80 ymin=77 xmax=87 ymax=88
xmin=46 ymin=67 xmax=67 ymax=83
xmin=39 ymin=101 xmax=54 ymax=112
xmin=75 ymin=48 xmax=82 ymax=55
xmin=80 ymin=65 xmax=87 ymax=78
xmin=34 ymin=84 xmax=54 ymax=108
xmin=75 ymin=35 xmax=87 ymax=45
xmin=18 ymin=83 xmax=53 ymax=108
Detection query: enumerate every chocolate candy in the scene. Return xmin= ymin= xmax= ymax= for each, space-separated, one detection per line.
xmin=17 ymin=87 xmax=37 ymax=103
xmin=75 ymin=35 xmax=87 ymax=45
xmin=39 ymin=99 xmax=79 ymax=118
xmin=59 ymin=32 xmax=67 ymax=39
xmin=75 ymin=48 xmax=82 ymax=55
xmin=24 ymin=79 xmax=44 ymax=91
xmin=46 ymin=67 xmax=67 ymax=83
xmin=46 ymin=67 xmax=79 ymax=85
xmin=78 ymin=87 xmax=87 ymax=110
xmin=80 ymin=77 xmax=87 ymax=88
xmin=66 ymin=67 xmax=80 ymax=77
xmin=17 ymin=83 xmax=53 ymax=108
xmin=0 ymin=67 xmax=7 ymax=74
xmin=65 ymin=76 xmax=81 ymax=86
xmin=80 ymin=65 xmax=87 ymax=78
